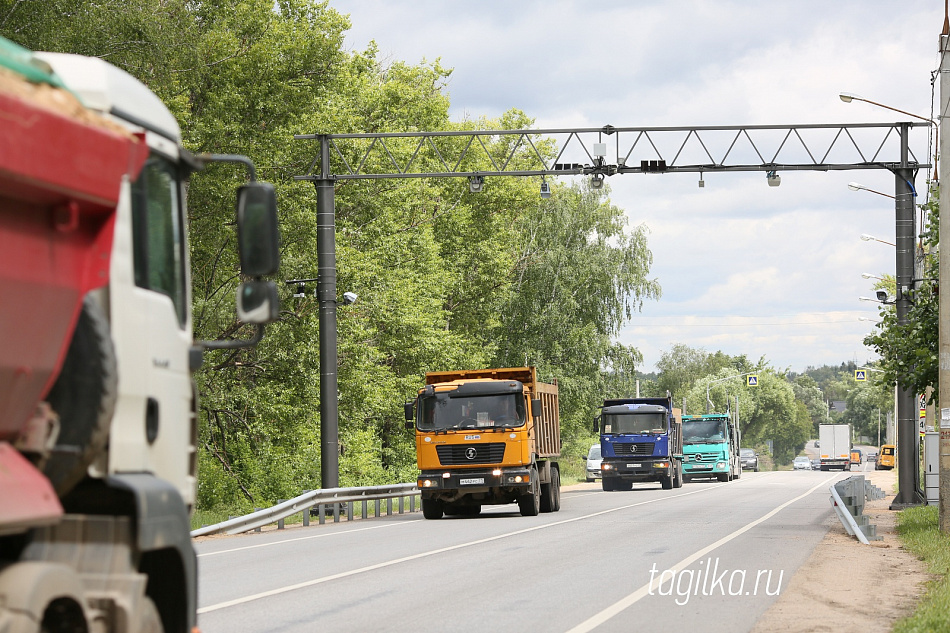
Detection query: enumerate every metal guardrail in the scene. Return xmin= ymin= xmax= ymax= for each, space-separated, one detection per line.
xmin=829 ymin=475 xmax=885 ymax=544
xmin=191 ymin=483 xmax=420 ymax=537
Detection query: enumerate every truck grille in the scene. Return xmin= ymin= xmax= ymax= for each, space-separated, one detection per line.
xmin=690 ymin=452 xmax=719 ymax=463
xmin=613 ymin=443 xmax=654 ymax=456
xmin=436 ymin=443 xmax=506 ymax=465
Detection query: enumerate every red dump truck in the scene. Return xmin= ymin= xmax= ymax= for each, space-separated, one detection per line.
xmin=405 ymin=367 xmax=560 ymax=519
xmin=0 ymin=38 xmax=280 ymax=631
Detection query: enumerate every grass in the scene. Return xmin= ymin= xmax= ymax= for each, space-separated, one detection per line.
xmin=892 ymin=505 xmax=950 ymax=633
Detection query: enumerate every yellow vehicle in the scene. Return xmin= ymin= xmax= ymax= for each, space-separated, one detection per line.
xmin=405 ymin=367 xmax=560 ymax=519
xmin=850 ymin=449 xmax=863 ymax=466
xmin=876 ymin=444 xmax=896 ymax=470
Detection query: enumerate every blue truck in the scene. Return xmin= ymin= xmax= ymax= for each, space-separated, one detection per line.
xmin=594 ymin=397 xmax=683 ymax=491
xmin=681 ymin=413 xmax=742 ymax=482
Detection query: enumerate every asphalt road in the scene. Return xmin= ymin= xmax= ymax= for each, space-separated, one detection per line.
xmin=195 ymin=469 xmax=850 ymax=633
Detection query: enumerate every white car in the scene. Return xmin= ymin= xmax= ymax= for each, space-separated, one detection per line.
xmin=793 ymin=456 xmax=812 ymax=470
xmin=586 ymin=444 xmax=602 ymax=481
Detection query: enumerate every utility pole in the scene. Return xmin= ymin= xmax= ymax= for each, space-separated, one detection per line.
xmin=891 ymin=122 xmax=925 ymax=508
xmin=315 ymin=136 xmax=339 ymax=490
xmin=938 ymin=21 xmax=950 ymax=531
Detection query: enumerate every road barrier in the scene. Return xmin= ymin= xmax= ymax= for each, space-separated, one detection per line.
xmin=192 ymin=483 xmax=420 ymax=537
xmin=829 ymin=475 xmax=885 ymax=544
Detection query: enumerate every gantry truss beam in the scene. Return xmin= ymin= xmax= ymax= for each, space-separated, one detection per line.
xmin=295 ymin=122 xmax=931 ymax=181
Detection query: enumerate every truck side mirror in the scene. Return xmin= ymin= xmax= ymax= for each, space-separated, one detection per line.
xmin=404 ymin=401 xmax=415 ymax=421
xmin=236 ymin=182 xmax=280 ymax=277
xmin=236 ymin=280 xmax=280 ymax=324
xmin=531 ymin=398 xmax=542 ymax=420
xmin=593 ymin=414 xmax=601 ymax=434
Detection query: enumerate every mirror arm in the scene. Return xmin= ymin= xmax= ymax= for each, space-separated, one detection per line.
xmin=198 ymin=323 xmax=265 ymax=351
xmin=199 ymin=153 xmax=257 ymax=181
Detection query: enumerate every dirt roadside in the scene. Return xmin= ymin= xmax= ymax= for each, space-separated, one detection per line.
xmin=750 ymin=468 xmax=932 ymax=633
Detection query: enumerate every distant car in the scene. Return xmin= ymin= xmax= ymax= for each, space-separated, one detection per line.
xmin=867 ymin=451 xmax=878 ymax=462
xmin=740 ymin=448 xmax=759 ymax=472
xmin=793 ymin=456 xmax=812 ymax=470
xmin=850 ymin=449 xmax=863 ymax=466
xmin=811 ymin=458 xmax=821 ymax=470
xmin=586 ymin=443 xmax=602 ymax=482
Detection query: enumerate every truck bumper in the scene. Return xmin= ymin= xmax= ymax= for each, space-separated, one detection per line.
xmin=601 ymin=459 xmax=672 ymax=482
xmin=683 ymin=462 xmax=728 ymax=476
xmin=418 ymin=467 xmax=533 ymax=504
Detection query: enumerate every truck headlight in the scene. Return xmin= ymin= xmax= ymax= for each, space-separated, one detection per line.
xmin=654 ymin=462 xmax=669 ymax=468
xmin=716 ymin=461 xmax=726 ymax=469
xmin=419 ymin=478 xmax=439 ymax=488
xmin=602 ymin=463 xmax=613 ymax=471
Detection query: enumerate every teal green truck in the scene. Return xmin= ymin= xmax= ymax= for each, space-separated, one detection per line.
xmin=681 ymin=414 xmax=742 ymax=482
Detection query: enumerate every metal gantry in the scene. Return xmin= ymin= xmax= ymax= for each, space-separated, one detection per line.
xmin=294 ymin=121 xmax=931 ymax=498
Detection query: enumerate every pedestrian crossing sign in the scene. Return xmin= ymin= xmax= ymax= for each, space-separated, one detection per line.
xmin=855 ymin=370 xmax=867 ymax=381
xmin=747 ymin=375 xmax=758 ymax=387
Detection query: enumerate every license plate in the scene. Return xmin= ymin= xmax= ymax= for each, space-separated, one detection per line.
xmin=460 ymin=478 xmax=485 ymax=485
xmin=627 ymin=463 xmax=641 ymax=468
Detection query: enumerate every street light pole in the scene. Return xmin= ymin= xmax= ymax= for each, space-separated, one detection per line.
xmin=315 ymin=135 xmax=340 ymax=490
xmin=891 ymin=122 xmax=925 ymax=508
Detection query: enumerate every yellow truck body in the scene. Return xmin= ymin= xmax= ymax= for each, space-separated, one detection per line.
xmin=406 ymin=367 xmax=560 ymax=519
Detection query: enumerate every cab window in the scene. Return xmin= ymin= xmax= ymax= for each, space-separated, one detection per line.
xmin=131 ymin=155 xmax=186 ymax=325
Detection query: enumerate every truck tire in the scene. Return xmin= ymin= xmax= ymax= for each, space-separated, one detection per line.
xmin=422 ymin=498 xmax=443 ymax=520
xmin=540 ymin=467 xmax=561 ymax=512
xmin=673 ymin=463 xmax=683 ymax=488
xmin=661 ymin=475 xmax=673 ymax=490
xmin=43 ymin=295 xmax=118 ymax=495
xmin=602 ymin=476 xmax=616 ymax=492
xmin=519 ymin=467 xmax=540 ymax=516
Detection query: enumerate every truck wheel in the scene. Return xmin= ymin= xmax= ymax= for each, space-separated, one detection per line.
xmin=661 ymin=475 xmax=673 ymax=490
xmin=601 ymin=476 xmax=614 ymax=492
xmin=519 ymin=468 xmax=540 ymax=516
xmin=673 ymin=463 xmax=683 ymax=488
xmin=422 ymin=498 xmax=443 ymax=520
xmin=43 ymin=295 xmax=118 ymax=495
xmin=541 ymin=467 xmax=560 ymax=512
xmin=717 ymin=473 xmax=729 ymax=482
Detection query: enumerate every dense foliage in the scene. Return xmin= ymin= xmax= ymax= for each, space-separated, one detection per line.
xmin=864 ymin=192 xmax=938 ymax=405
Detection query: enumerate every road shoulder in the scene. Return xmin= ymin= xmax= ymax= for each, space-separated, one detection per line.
xmin=750 ymin=468 xmax=932 ymax=633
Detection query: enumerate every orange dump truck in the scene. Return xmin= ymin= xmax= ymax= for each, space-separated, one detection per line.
xmin=405 ymin=367 xmax=560 ymax=519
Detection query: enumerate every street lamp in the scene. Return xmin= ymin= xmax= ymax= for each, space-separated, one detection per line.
xmin=840 ymin=92 xmax=936 ymax=127
xmin=860 ymin=233 xmax=896 ymax=247
xmin=862 ymin=272 xmax=885 ymax=281
xmin=849 ymin=182 xmax=896 ymax=199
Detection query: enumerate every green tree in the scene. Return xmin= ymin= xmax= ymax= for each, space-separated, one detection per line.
xmin=656 ymin=345 xmax=741 ymax=401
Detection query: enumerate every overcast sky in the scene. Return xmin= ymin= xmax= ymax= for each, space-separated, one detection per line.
xmin=329 ymin=0 xmax=943 ymax=374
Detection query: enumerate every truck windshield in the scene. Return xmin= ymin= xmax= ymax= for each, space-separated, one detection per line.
xmin=601 ymin=412 xmax=666 ymax=434
xmin=683 ymin=419 xmax=727 ymax=444
xmin=419 ymin=393 xmax=526 ymax=431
